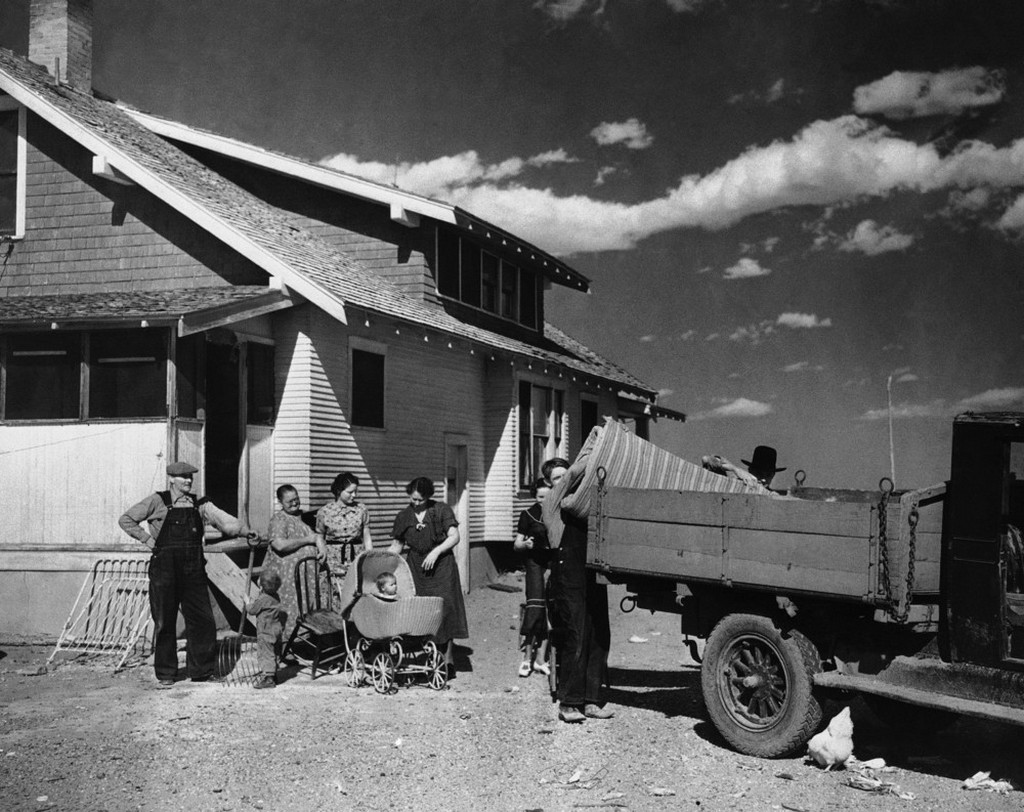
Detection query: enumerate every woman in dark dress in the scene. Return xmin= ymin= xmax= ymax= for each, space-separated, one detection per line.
xmin=513 ymin=477 xmax=551 ymax=677
xmin=389 ymin=476 xmax=469 ymax=673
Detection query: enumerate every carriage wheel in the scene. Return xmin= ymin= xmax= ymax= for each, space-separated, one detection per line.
xmin=372 ymin=651 xmax=396 ymax=694
xmin=343 ymin=648 xmax=365 ymax=688
xmin=424 ymin=640 xmax=447 ymax=690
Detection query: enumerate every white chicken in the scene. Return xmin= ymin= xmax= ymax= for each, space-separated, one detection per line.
xmin=806 ymin=706 xmax=854 ymax=770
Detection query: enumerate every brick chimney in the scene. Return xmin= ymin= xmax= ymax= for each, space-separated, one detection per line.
xmin=29 ymin=0 xmax=93 ymax=92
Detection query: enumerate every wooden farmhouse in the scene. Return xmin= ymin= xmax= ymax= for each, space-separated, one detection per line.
xmin=0 ymin=0 xmax=683 ymax=641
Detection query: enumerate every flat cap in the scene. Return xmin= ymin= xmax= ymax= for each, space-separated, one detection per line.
xmin=166 ymin=461 xmax=199 ymax=477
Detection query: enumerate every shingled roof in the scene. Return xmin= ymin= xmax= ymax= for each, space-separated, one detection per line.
xmin=0 ymin=48 xmax=656 ymax=398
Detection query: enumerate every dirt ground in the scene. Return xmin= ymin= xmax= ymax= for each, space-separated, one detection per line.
xmin=2 ymin=575 xmax=1023 ymax=812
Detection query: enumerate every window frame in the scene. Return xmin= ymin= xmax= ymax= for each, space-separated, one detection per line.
xmin=435 ymin=228 xmax=541 ymax=330
xmin=349 ymin=336 xmax=387 ymax=431
xmin=518 ymin=378 xmax=566 ymax=490
xmin=0 ymin=327 xmax=173 ymax=424
xmin=0 ymin=97 xmax=27 ymax=240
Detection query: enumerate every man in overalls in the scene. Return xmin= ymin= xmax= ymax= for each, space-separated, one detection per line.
xmin=119 ymin=462 xmax=250 ymax=687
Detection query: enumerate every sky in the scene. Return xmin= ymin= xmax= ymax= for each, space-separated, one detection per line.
xmin=3 ymin=0 xmax=1024 ymax=490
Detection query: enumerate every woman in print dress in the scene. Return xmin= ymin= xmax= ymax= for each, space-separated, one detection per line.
xmin=314 ymin=472 xmax=373 ymax=592
xmin=262 ymin=484 xmax=319 ymax=637
xmin=389 ymin=476 xmax=469 ymax=674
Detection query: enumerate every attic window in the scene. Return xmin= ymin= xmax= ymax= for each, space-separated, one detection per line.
xmin=0 ymin=100 xmax=26 ymax=239
xmin=435 ymin=228 xmax=541 ymax=330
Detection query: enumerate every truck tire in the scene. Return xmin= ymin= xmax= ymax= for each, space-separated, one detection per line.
xmin=701 ymin=613 xmax=823 ymax=758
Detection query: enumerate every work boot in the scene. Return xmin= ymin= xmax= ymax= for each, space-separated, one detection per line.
xmin=558 ymin=704 xmax=585 ymax=723
xmin=253 ymin=675 xmax=276 ymax=689
xmin=583 ymin=703 xmax=615 ymax=719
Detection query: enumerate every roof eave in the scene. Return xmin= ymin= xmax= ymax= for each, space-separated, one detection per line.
xmin=0 ymin=69 xmax=349 ymax=326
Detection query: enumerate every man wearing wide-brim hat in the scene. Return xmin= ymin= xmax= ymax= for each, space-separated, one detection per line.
xmin=742 ymin=445 xmax=787 ymax=488
xmin=119 ymin=462 xmax=251 ymax=687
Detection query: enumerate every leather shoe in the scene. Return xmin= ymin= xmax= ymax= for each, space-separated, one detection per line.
xmin=157 ymin=679 xmax=175 ymax=689
xmin=558 ymin=704 xmax=585 ymax=723
xmin=253 ymin=676 xmax=276 ymax=689
xmin=583 ymin=703 xmax=615 ymax=719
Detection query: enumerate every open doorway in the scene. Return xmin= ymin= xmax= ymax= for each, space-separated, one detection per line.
xmin=204 ymin=342 xmax=240 ymax=515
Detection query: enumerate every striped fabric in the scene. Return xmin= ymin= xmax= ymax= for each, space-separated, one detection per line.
xmin=544 ymin=420 xmax=769 ymax=546
xmin=562 ymin=420 xmax=769 ymax=518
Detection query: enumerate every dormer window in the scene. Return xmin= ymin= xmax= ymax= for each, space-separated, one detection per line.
xmin=0 ymin=98 xmax=25 ymax=239
xmin=436 ymin=228 xmax=539 ymax=329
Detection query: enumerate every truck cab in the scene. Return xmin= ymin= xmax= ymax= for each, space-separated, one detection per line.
xmin=946 ymin=412 xmax=1024 ymax=669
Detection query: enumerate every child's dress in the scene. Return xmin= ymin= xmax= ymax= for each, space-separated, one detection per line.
xmin=248 ymin=592 xmax=286 ymax=676
xmin=517 ymin=502 xmax=550 ymax=644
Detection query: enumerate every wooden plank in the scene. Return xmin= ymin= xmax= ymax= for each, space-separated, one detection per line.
xmin=724 ymin=493 xmax=873 ymax=537
xmin=204 ymin=550 xmax=256 ymax=612
xmin=729 ymin=528 xmax=871 ymax=597
xmin=602 ymin=488 xmax=725 ymax=526
xmin=598 ymin=519 xmax=722 ymax=581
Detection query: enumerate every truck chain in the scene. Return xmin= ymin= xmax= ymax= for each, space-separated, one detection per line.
xmin=876 ymin=478 xmax=917 ymax=623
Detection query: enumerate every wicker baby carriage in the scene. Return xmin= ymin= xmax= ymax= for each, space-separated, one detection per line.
xmin=337 ymin=550 xmax=448 ymax=693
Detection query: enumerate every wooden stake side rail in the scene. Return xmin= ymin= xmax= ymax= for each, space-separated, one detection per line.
xmin=588 ymin=484 xmax=945 ymax=607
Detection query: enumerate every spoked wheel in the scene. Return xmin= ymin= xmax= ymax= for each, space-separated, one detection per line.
xmin=701 ymin=613 xmax=822 ymax=758
xmin=371 ymin=651 xmax=396 ymax=694
xmin=343 ymin=648 xmax=365 ymax=688
xmin=424 ymin=640 xmax=447 ymax=690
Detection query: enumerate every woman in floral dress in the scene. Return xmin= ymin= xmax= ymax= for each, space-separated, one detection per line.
xmin=315 ymin=472 xmax=373 ymax=593
xmin=263 ymin=484 xmax=319 ymax=637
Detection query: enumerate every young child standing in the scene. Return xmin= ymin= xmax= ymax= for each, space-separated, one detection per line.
xmin=247 ymin=570 xmax=287 ymax=689
xmin=513 ymin=477 xmax=552 ymax=677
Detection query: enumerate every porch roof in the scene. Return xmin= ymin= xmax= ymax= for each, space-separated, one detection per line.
xmin=0 ymin=286 xmax=291 ymax=333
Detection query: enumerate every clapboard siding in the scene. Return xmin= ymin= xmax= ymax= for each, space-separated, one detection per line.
xmin=1 ymin=114 xmax=266 ymax=296
xmin=0 ymin=421 xmax=167 ymax=545
xmin=483 ymin=363 xmax=517 ymax=541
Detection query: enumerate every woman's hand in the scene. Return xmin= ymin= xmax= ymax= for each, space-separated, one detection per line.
xmin=513 ymin=534 xmax=533 ymax=551
xmin=422 ymin=549 xmax=441 ymax=572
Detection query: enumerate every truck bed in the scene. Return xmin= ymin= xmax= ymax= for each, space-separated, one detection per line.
xmin=588 ymin=483 xmax=944 ymax=608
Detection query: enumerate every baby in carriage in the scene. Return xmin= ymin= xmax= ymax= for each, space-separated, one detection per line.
xmin=374 ymin=571 xmax=399 ymax=601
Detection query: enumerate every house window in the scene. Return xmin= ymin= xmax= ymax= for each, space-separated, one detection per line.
xmin=0 ymin=100 xmax=25 ymax=238
xmin=500 ymin=260 xmax=518 ymax=320
xmin=246 ymin=342 xmax=275 ymax=425
xmin=1 ymin=328 xmax=168 ymax=421
xmin=89 ymin=329 xmax=168 ymax=418
xmin=481 ymin=251 xmax=499 ymax=313
xmin=518 ymin=268 xmax=537 ymax=329
xmin=519 ymin=380 xmax=564 ymax=488
xmin=351 ymin=346 xmax=385 ymax=428
xmin=580 ymin=396 xmax=600 ymax=448
xmin=436 ymin=228 xmax=541 ymax=330
xmin=3 ymin=332 xmax=82 ymax=420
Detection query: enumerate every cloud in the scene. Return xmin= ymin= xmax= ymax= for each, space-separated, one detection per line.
xmin=590 ymin=118 xmax=654 ymax=150
xmin=594 ymin=166 xmax=617 ymax=186
xmin=783 ymin=361 xmax=823 ymax=373
xmin=838 ymin=219 xmax=915 ymax=255
xmin=529 ymin=148 xmax=579 ymax=167
xmin=639 ymin=334 xmax=656 ymax=343
xmin=691 ymin=397 xmax=774 ymax=420
xmin=777 ymin=312 xmax=832 ymax=329
xmin=859 ymin=386 xmax=1024 ymax=420
xmin=657 ymin=388 xmax=675 ymax=398
xmin=728 ymin=78 xmax=797 ymax=106
xmin=722 ymin=257 xmax=772 ymax=280
xmin=665 ymin=0 xmax=708 ymax=10
xmin=894 ymin=372 xmax=918 ymax=383
xmin=678 ymin=329 xmax=697 ymax=341
xmin=853 ymin=67 xmax=1005 ymax=120
xmin=320 ymin=114 xmax=1024 ymax=255
xmin=533 ymin=0 xmax=605 ymax=23
xmin=729 ymin=321 xmax=776 ymax=344
xmin=958 ymin=387 xmax=1024 ymax=410
xmin=996 ymin=193 xmax=1024 ymax=233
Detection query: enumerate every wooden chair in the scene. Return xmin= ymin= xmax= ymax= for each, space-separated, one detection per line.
xmin=281 ymin=556 xmax=348 ymax=679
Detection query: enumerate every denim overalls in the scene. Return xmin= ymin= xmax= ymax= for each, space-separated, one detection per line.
xmin=148 ymin=492 xmax=217 ymax=681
